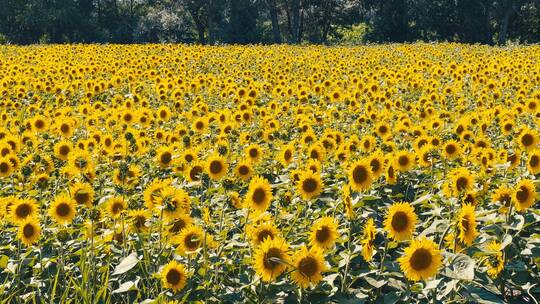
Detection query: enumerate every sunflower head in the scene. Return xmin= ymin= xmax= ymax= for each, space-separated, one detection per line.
xmin=512 ymin=179 xmax=537 ymax=211
xmin=253 ymin=237 xmax=291 ymax=282
xmin=384 ymin=202 xmax=417 ymax=241
xmin=348 ymin=159 xmax=373 ymax=191
xmin=161 ymin=260 xmax=188 ymax=292
xmin=245 ymin=175 xmax=273 ymax=213
xmin=398 ymin=237 xmax=442 ymax=281
xmin=309 ymin=217 xmax=339 ymax=251
xmin=49 ymin=193 xmax=77 ymax=225
xmin=457 ymin=203 xmax=477 ymax=246
xmin=297 ymin=170 xmax=323 ymax=200
xmin=18 ymin=217 xmax=41 ymax=247
xmin=290 ymin=246 xmax=327 ymax=288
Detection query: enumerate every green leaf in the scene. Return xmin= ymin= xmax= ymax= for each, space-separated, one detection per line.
xmin=112 ymin=252 xmax=139 ymax=276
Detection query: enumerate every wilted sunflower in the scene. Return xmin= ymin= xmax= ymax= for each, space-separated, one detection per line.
xmin=398 ymin=238 xmax=442 ymax=281
xmin=49 ymin=193 xmax=77 ymax=225
xmin=512 ymin=179 xmax=537 ymax=211
xmin=361 ymin=218 xmax=376 ymax=262
xmin=309 ymin=217 xmax=339 ymax=251
xmin=106 ymin=197 xmax=127 ymax=219
xmin=384 ymin=202 xmax=417 ymax=241
xmin=290 ymin=245 xmax=327 ymax=288
xmin=253 ymin=237 xmax=291 ymax=282
xmin=18 ymin=217 xmax=41 ymax=246
xmin=348 ymin=159 xmax=373 ymax=191
xmin=297 ymin=170 xmax=323 ymax=200
xmin=161 ymin=260 xmax=188 ymax=292
xmin=484 ymin=241 xmax=504 ymax=278
xmin=457 ymin=203 xmax=477 ymax=246
xmin=245 ymin=175 xmax=273 ymax=213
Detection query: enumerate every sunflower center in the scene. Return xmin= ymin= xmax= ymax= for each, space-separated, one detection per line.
xmin=461 ymin=216 xmax=470 ymax=233
xmin=166 ymin=269 xmax=182 ymax=285
xmin=112 ymin=202 xmax=124 ymax=214
xmin=456 ymin=177 xmax=469 ymax=192
xmin=391 ymin=211 xmax=409 ymax=232
xmin=257 ymin=229 xmax=274 ymax=243
xmin=284 ymin=150 xmax=292 ymax=161
xmin=160 ymin=152 xmax=172 ymax=164
xmin=170 ymin=219 xmax=186 ymax=233
xmin=190 ymin=166 xmax=203 ymax=181
xmin=238 ymin=165 xmax=249 ymax=175
xmin=315 ymin=226 xmax=331 ymax=243
xmin=23 ymin=224 xmax=35 ymax=238
xmin=75 ymin=191 xmax=90 ymax=205
xmin=302 ymin=178 xmax=318 ymax=193
xmin=352 ymin=165 xmax=368 ymax=184
xmin=249 ymin=149 xmax=258 ymax=158
xmin=310 ymin=150 xmax=319 ymax=159
xmin=530 ymin=155 xmax=539 ymax=167
xmin=59 ymin=145 xmax=70 ymax=156
xmin=370 ymin=159 xmax=381 ymax=173
xmin=445 ymin=144 xmax=456 ymax=154
xmin=521 ymin=134 xmax=533 ymax=146
xmin=252 ymin=188 xmax=266 ymax=204
xmin=56 ymin=203 xmax=71 ymax=217
xmin=134 ymin=216 xmax=145 ymax=228
xmin=209 ymin=160 xmax=223 ymax=174
xmin=398 ymin=155 xmax=409 ymax=167
xmin=16 ymin=204 xmax=31 ymax=218
xmin=263 ymin=247 xmax=282 ymax=270
xmin=185 ymin=154 xmax=194 ymax=162
xmin=0 ymin=162 xmax=9 ymax=173
xmin=60 ymin=124 xmax=70 ymax=133
xmin=409 ymin=248 xmax=433 ymax=271
xmin=516 ymin=186 xmax=530 ymax=203
xmin=298 ymin=256 xmax=318 ymax=277
xmin=184 ymin=233 xmax=201 ymax=250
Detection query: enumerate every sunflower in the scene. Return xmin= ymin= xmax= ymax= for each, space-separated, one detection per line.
xmin=18 ymin=217 xmax=41 ymax=246
xmin=278 ymin=144 xmax=294 ymax=166
xmin=249 ymin=221 xmax=280 ymax=246
xmin=205 ymin=154 xmax=228 ymax=180
xmin=128 ymin=209 xmax=151 ymax=233
xmin=165 ymin=213 xmax=193 ymax=237
xmin=457 ymin=203 xmax=477 ymax=246
xmin=186 ymin=161 xmax=204 ymax=182
xmin=297 ymin=170 xmax=323 ymax=200
xmin=161 ymin=260 xmax=188 ymax=292
xmin=368 ymin=151 xmax=385 ymax=178
xmin=67 ymin=149 xmax=93 ymax=175
xmin=526 ymin=149 xmax=540 ymax=174
xmin=49 ymin=193 xmax=77 ymax=225
xmin=234 ymin=160 xmax=253 ymax=181
xmin=143 ymin=179 xmax=168 ymax=210
xmin=512 ymin=179 xmax=537 ymax=211
xmin=106 ymin=196 xmax=127 ymax=219
xmin=361 ymin=218 xmax=376 ymax=262
xmin=245 ymin=175 xmax=273 ymax=213
xmin=398 ymin=238 xmax=442 ymax=281
xmin=309 ymin=217 xmax=339 ymax=251
xmin=442 ymin=140 xmax=461 ymax=159
xmin=445 ymin=168 xmax=474 ymax=197
xmin=342 ymin=185 xmax=354 ymax=220
xmin=517 ymin=127 xmax=539 ymax=151
xmin=0 ymin=157 xmax=13 ymax=177
xmin=492 ymin=186 xmax=513 ymax=212
xmin=156 ymin=146 xmax=174 ymax=168
xmin=290 ymin=246 xmax=327 ymax=288
xmin=177 ymin=225 xmax=206 ymax=255
xmin=394 ymin=150 xmax=415 ymax=172
xmin=253 ymin=237 xmax=291 ymax=282
xmin=348 ymin=159 xmax=373 ymax=191
xmin=484 ymin=241 xmax=504 ymax=278
xmin=384 ymin=202 xmax=417 ymax=241
xmin=228 ymin=191 xmax=243 ymax=209
xmin=245 ymin=144 xmax=263 ymax=163
xmin=385 ymin=163 xmax=397 ymax=185
xmin=158 ymin=187 xmax=191 ymax=220
xmin=10 ymin=198 xmax=37 ymax=224
xmin=113 ymin=164 xmax=141 ymax=189
xmin=54 ymin=140 xmax=73 ymax=161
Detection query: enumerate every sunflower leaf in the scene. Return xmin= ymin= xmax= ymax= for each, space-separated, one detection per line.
xmin=113 ymin=252 xmax=139 ymax=276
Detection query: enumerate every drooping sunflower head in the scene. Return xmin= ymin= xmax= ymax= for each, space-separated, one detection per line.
xmin=384 ymin=202 xmax=417 ymax=241
xmin=290 ymin=245 xmax=327 ymax=288
xmin=398 ymin=237 xmax=442 ymax=281
xmin=253 ymin=237 xmax=291 ymax=282
xmin=160 ymin=260 xmax=188 ymax=292
xmin=297 ymin=170 xmax=323 ymax=200
xmin=457 ymin=203 xmax=477 ymax=246
xmin=309 ymin=217 xmax=339 ymax=251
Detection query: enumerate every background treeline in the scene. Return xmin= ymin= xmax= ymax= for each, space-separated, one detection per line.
xmin=1 ymin=0 xmax=539 ymax=45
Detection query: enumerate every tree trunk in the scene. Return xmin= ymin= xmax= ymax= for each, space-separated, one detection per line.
xmin=498 ymin=1 xmax=519 ymax=45
xmin=267 ymin=0 xmax=281 ymax=43
xmin=207 ymin=0 xmax=215 ymax=44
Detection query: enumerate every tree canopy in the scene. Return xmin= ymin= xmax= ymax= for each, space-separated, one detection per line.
xmin=0 ymin=0 xmax=539 ymax=45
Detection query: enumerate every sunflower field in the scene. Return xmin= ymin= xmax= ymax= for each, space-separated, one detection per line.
xmin=0 ymin=43 xmax=539 ymax=303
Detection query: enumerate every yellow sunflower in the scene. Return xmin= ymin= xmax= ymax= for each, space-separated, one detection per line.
xmin=309 ymin=217 xmax=339 ymax=251
xmin=394 ymin=150 xmax=415 ymax=172
xmin=384 ymin=202 xmax=417 ymax=241
xmin=484 ymin=241 xmax=504 ymax=278
xmin=512 ymin=179 xmax=537 ymax=211
xmin=205 ymin=154 xmax=228 ymax=180
xmin=234 ymin=160 xmax=253 ymax=181
xmin=161 ymin=260 xmax=188 ymax=292
xmin=398 ymin=237 xmax=442 ymax=281
xmin=526 ymin=149 xmax=540 ymax=174
xmin=18 ymin=217 xmax=41 ymax=247
xmin=297 ymin=170 xmax=323 ymax=200
xmin=106 ymin=196 xmax=127 ymax=219
xmin=253 ymin=237 xmax=291 ymax=282
xmin=278 ymin=144 xmax=294 ymax=166
xmin=245 ymin=175 xmax=273 ymax=213
xmin=10 ymin=198 xmax=38 ymax=224
xmin=49 ymin=193 xmax=77 ymax=225
xmin=457 ymin=203 xmax=477 ymax=246
xmin=348 ymin=159 xmax=373 ymax=191
xmin=249 ymin=221 xmax=280 ymax=246
xmin=290 ymin=246 xmax=327 ymax=288
xmin=361 ymin=218 xmax=376 ymax=262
